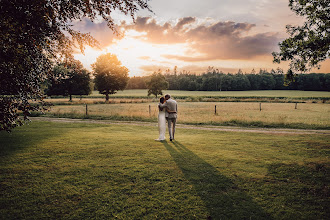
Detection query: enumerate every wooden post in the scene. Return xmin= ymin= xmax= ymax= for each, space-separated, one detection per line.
xmin=86 ymin=104 xmax=88 ymax=116
xmin=259 ymin=103 xmax=262 ymax=111
xmin=215 ymin=105 xmax=217 ymax=115
xmin=149 ymin=105 xmax=151 ymax=116
xmin=295 ymin=103 xmax=297 ymax=109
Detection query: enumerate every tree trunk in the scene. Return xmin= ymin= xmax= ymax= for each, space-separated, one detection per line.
xmin=106 ymin=90 xmax=109 ymax=102
xmin=69 ymin=94 xmax=72 ymax=102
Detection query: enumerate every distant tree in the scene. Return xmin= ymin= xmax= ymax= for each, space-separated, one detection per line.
xmin=178 ymin=76 xmax=191 ymax=90
xmin=0 ymin=0 xmax=151 ymax=131
xmin=235 ymin=74 xmax=251 ymax=91
xmin=146 ymin=71 xmax=169 ymax=97
xmin=47 ymin=60 xmax=91 ymax=101
xmin=296 ymin=73 xmax=322 ymax=91
xmin=260 ymin=73 xmax=275 ymax=90
xmin=321 ymin=74 xmax=330 ymax=91
xmin=126 ymin=76 xmax=147 ymax=89
xmin=221 ymin=74 xmax=233 ymax=91
xmin=93 ymin=53 xmax=129 ymax=101
xmin=272 ymin=74 xmax=286 ymax=90
xmin=188 ymin=81 xmax=199 ymax=91
xmin=247 ymin=74 xmax=261 ymax=90
xmin=272 ymin=0 xmax=329 ymax=80
xmin=46 ymin=65 xmax=69 ymax=97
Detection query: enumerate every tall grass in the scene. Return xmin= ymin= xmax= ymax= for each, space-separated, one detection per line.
xmin=44 ymin=102 xmax=330 ymax=129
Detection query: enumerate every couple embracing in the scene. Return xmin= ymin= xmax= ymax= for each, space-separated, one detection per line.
xmin=155 ymin=94 xmax=177 ymax=142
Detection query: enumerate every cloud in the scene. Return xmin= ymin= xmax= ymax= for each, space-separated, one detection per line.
xmin=139 ymin=65 xmax=170 ymax=73
xmin=138 ymin=56 xmax=151 ymax=60
xmin=72 ymin=18 xmax=121 ymax=47
xmin=122 ymin=17 xmax=187 ymax=44
xmin=122 ymin=16 xmax=280 ymax=61
xmin=140 ymin=64 xmax=242 ymax=75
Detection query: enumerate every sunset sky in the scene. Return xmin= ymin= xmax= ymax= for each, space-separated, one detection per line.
xmin=73 ymin=0 xmax=330 ymax=76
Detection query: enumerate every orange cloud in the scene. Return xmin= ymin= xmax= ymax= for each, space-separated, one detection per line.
xmin=122 ymin=17 xmax=280 ymax=61
xmin=138 ymin=56 xmax=152 ymax=60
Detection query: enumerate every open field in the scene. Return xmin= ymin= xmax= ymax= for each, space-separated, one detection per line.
xmin=45 ymin=102 xmax=330 ymax=129
xmin=94 ymin=90 xmax=330 ymax=98
xmin=0 ymin=121 xmax=329 ymax=219
xmin=48 ymin=90 xmax=330 ymax=101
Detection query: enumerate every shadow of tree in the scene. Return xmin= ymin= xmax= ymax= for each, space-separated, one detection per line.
xmin=0 ymin=122 xmax=67 ymax=157
xmin=163 ymin=140 xmax=272 ymax=219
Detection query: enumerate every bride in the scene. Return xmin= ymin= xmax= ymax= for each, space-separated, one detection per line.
xmin=155 ymin=97 xmax=166 ymax=141
xmin=155 ymin=97 xmax=175 ymax=141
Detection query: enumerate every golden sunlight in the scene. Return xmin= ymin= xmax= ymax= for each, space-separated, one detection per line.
xmin=74 ymin=30 xmax=188 ymax=77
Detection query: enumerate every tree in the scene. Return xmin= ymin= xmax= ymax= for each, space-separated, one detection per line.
xmin=93 ymin=53 xmax=129 ymax=101
xmin=0 ymin=0 xmax=150 ymax=131
xmin=146 ymin=71 xmax=169 ymax=98
xmin=126 ymin=76 xmax=147 ymax=89
xmin=47 ymin=60 xmax=91 ymax=101
xmin=259 ymin=73 xmax=275 ymax=90
xmin=272 ymin=0 xmax=329 ymax=80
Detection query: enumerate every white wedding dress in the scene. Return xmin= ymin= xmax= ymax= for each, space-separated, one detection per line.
xmin=156 ymin=106 xmax=166 ymax=141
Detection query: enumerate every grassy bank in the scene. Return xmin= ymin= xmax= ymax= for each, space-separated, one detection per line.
xmin=0 ymin=121 xmax=329 ymax=219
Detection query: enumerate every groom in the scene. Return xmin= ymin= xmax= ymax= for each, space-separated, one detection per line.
xmin=160 ymin=94 xmax=177 ymax=141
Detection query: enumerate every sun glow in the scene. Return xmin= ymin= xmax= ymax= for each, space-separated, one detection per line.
xmin=74 ymin=30 xmax=188 ymax=77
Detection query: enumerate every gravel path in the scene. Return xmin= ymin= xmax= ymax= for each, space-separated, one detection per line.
xmin=31 ymin=117 xmax=330 ymax=135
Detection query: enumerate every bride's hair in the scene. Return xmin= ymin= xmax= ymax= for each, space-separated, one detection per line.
xmin=159 ymin=97 xmax=165 ymax=111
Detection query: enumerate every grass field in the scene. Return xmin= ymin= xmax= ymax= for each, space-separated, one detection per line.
xmin=50 ymin=90 xmax=330 ymax=100
xmin=46 ymin=102 xmax=330 ymax=129
xmin=98 ymin=90 xmax=330 ymax=98
xmin=0 ymin=121 xmax=329 ymax=219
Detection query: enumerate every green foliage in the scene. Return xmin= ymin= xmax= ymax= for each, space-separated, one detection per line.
xmin=146 ymin=71 xmax=169 ymax=97
xmin=125 ymin=68 xmax=330 ymax=91
xmin=92 ymin=53 xmax=129 ymax=101
xmin=0 ymin=0 xmax=150 ymax=131
xmin=273 ymin=0 xmax=330 ymax=76
xmin=47 ymin=60 xmax=91 ymax=101
xmin=126 ymin=76 xmax=147 ymax=89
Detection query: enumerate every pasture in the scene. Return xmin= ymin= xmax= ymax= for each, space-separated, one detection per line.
xmin=47 ymin=90 xmax=330 ymax=102
xmin=0 ymin=121 xmax=329 ymax=219
xmin=46 ymin=102 xmax=330 ymax=129
xmin=87 ymin=90 xmax=330 ymax=98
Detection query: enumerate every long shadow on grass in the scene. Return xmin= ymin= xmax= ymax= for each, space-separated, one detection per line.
xmin=0 ymin=122 xmax=66 ymax=157
xmin=163 ymin=140 xmax=272 ymax=219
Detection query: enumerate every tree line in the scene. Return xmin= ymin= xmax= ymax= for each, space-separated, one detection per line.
xmin=126 ymin=68 xmax=330 ymax=91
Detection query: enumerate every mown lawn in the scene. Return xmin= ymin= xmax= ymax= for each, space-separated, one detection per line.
xmin=0 ymin=122 xmax=329 ymax=219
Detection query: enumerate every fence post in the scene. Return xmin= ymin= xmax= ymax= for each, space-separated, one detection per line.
xmin=215 ymin=105 xmax=217 ymax=115
xmin=86 ymin=104 xmax=88 ymax=116
xmin=149 ymin=105 xmax=151 ymax=116
xmin=259 ymin=103 xmax=262 ymax=111
xmin=295 ymin=103 xmax=297 ymax=109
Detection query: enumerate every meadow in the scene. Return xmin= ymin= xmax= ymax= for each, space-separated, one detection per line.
xmin=49 ymin=90 xmax=330 ymax=101
xmin=98 ymin=90 xmax=330 ymax=98
xmin=0 ymin=121 xmax=329 ymax=219
xmin=46 ymin=102 xmax=330 ymax=129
